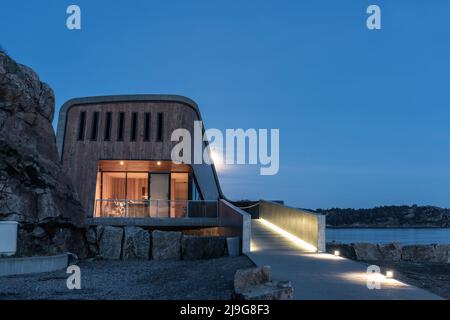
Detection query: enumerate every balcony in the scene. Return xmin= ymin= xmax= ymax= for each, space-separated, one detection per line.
xmin=94 ymin=199 xmax=218 ymax=219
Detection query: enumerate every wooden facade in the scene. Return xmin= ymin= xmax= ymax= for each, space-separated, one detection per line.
xmin=56 ymin=95 xmax=222 ymax=217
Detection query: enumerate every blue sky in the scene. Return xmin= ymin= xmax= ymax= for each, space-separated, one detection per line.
xmin=1 ymin=0 xmax=449 ymax=209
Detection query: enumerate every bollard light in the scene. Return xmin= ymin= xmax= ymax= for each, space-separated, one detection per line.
xmin=386 ymin=270 xmax=394 ymax=278
xmin=334 ymin=250 xmax=340 ymax=256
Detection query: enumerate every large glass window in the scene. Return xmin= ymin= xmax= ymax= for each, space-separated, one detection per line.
xmin=98 ymin=172 xmax=126 ymax=217
xmin=170 ymin=173 xmax=189 ymax=217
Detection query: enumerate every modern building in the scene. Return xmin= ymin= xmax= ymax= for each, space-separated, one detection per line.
xmin=56 ymin=95 xmax=250 ymax=252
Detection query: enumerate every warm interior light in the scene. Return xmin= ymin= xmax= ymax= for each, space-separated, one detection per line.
xmin=119 ymin=161 xmax=124 ymax=165
xmin=386 ymin=270 xmax=394 ymax=278
xmin=334 ymin=250 xmax=340 ymax=256
xmin=157 ymin=161 xmax=161 ymax=166
xmin=258 ymin=218 xmax=317 ymax=252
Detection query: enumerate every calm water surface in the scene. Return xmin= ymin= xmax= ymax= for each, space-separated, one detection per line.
xmin=326 ymin=228 xmax=450 ymax=245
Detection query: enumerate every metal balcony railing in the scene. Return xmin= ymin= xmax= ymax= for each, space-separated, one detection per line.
xmin=94 ymin=199 xmax=218 ymax=218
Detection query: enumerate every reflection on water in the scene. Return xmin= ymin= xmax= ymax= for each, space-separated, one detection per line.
xmin=326 ymin=228 xmax=450 ymax=245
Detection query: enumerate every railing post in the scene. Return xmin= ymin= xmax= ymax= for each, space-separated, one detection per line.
xmin=156 ymin=200 xmax=159 ymax=218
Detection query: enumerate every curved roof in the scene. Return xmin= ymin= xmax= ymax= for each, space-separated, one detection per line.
xmin=56 ymin=94 xmax=225 ymax=198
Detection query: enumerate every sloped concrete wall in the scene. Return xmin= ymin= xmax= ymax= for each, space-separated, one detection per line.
xmin=259 ymin=201 xmax=326 ymax=252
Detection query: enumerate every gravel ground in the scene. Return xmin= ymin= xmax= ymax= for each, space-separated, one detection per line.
xmin=366 ymin=260 xmax=450 ymax=299
xmin=0 ymin=256 xmax=255 ymax=300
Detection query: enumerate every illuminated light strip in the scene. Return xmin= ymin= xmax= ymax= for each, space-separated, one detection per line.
xmin=258 ymin=218 xmax=317 ymax=252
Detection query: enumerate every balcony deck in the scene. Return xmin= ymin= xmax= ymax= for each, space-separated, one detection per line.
xmin=88 ymin=217 xmax=220 ymax=228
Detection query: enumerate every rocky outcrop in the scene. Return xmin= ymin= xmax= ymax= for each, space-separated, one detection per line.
xmin=181 ymin=235 xmax=227 ymax=260
xmin=151 ymin=230 xmax=182 ymax=260
xmin=401 ymin=245 xmax=450 ymax=263
xmin=234 ymin=266 xmax=272 ymax=292
xmin=379 ymin=243 xmax=402 ymax=261
xmin=352 ymin=243 xmax=382 ymax=261
xmin=123 ymin=227 xmax=150 ymax=260
xmin=327 ymin=242 xmax=450 ymax=264
xmin=0 ymin=52 xmax=88 ymax=257
xmin=232 ymin=266 xmax=294 ymax=300
xmin=97 ymin=226 xmax=123 ymax=260
xmin=320 ymin=205 xmax=450 ymax=228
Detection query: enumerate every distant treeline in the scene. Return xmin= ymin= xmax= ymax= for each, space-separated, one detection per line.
xmin=315 ymin=205 xmax=450 ymax=228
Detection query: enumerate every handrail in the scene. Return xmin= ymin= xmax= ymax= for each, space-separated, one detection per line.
xmin=94 ymin=199 xmax=218 ymax=219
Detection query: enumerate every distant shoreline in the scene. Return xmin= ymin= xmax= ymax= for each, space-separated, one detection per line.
xmin=326 ymin=226 xmax=450 ymax=229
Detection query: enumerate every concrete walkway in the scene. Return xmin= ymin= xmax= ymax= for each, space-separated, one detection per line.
xmin=247 ymin=219 xmax=442 ymax=300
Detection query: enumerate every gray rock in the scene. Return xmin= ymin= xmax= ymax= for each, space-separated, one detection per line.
xmin=234 ymin=266 xmax=272 ymax=293
xmin=402 ymin=245 xmax=435 ymax=262
xmin=181 ymin=235 xmax=227 ymax=260
xmin=402 ymin=244 xmax=450 ymax=263
xmin=98 ymin=226 xmax=123 ymax=259
xmin=0 ymin=52 xmax=88 ymax=258
xmin=233 ymin=281 xmax=294 ymax=300
xmin=123 ymin=227 xmax=150 ymax=260
xmin=434 ymin=244 xmax=450 ymax=263
xmin=151 ymin=230 xmax=181 ymax=260
xmin=86 ymin=228 xmax=97 ymax=244
xmin=31 ymin=226 xmax=47 ymax=238
xmin=378 ymin=242 xmax=402 ymax=261
xmin=89 ymin=244 xmax=99 ymax=256
xmin=353 ymin=243 xmax=382 ymax=261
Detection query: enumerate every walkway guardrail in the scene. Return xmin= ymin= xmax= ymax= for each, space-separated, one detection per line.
xmin=218 ymin=200 xmax=251 ymax=254
xmin=259 ymin=200 xmax=326 ymax=252
xmin=94 ymin=199 xmax=218 ymax=218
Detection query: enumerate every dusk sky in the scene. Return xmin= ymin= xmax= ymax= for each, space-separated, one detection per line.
xmin=1 ymin=0 xmax=449 ymax=209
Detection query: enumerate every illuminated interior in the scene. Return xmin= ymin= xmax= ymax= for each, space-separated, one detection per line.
xmin=94 ymin=160 xmax=203 ymax=217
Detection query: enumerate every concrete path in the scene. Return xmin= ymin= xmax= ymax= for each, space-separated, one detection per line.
xmin=247 ymin=219 xmax=442 ymax=300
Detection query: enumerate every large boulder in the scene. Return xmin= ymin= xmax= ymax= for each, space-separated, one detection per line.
xmin=352 ymin=243 xmax=382 ymax=261
xmin=378 ymin=243 xmax=402 ymax=261
xmin=123 ymin=227 xmax=150 ymax=260
xmin=97 ymin=226 xmax=123 ymax=259
xmin=233 ymin=281 xmax=294 ymax=300
xmin=234 ymin=266 xmax=272 ymax=293
xmin=0 ymin=52 xmax=88 ymax=257
xmin=232 ymin=266 xmax=293 ymax=300
xmin=151 ymin=230 xmax=181 ymax=260
xmin=181 ymin=235 xmax=227 ymax=260
xmin=402 ymin=244 xmax=450 ymax=263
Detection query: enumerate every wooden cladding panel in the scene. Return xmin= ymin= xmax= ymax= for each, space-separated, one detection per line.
xmin=62 ymin=101 xmax=199 ymax=217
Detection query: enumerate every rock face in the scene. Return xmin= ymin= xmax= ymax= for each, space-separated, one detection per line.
xmin=379 ymin=243 xmax=402 ymax=261
xmin=151 ymin=230 xmax=182 ymax=260
xmin=352 ymin=243 xmax=382 ymax=261
xmin=0 ymin=52 xmax=88 ymax=257
xmin=234 ymin=266 xmax=272 ymax=293
xmin=97 ymin=226 xmax=123 ymax=259
xmin=181 ymin=235 xmax=227 ymax=260
xmin=402 ymin=245 xmax=450 ymax=263
xmin=232 ymin=266 xmax=294 ymax=300
xmin=123 ymin=227 xmax=150 ymax=260
xmin=328 ymin=242 xmax=450 ymax=264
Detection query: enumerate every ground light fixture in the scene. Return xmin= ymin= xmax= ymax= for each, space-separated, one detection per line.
xmin=334 ymin=250 xmax=340 ymax=256
xmin=386 ymin=270 xmax=394 ymax=278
